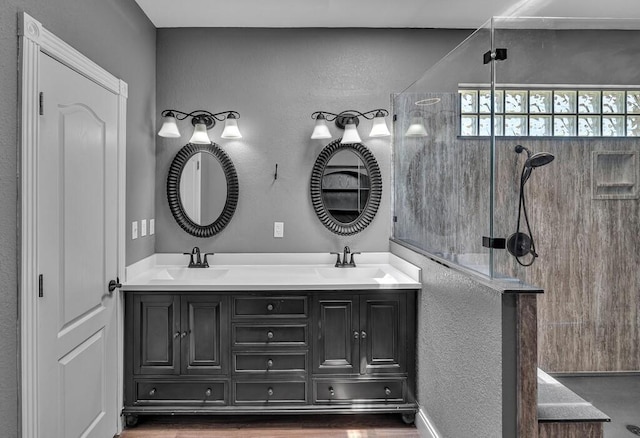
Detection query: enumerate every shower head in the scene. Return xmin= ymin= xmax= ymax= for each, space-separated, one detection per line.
xmin=525 ymin=152 xmax=555 ymax=169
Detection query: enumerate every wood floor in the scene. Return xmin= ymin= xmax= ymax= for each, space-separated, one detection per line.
xmin=117 ymin=414 xmax=419 ymax=438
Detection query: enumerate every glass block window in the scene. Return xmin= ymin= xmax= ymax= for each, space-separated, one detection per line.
xmin=459 ymin=87 xmax=640 ymax=138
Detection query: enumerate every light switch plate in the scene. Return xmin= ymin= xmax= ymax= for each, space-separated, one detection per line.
xmin=149 ymin=219 xmax=155 ymax=235
xmin=131 ymin=221 xmax=138 ymax=240
xmin=140 ymin=219 xmax=147 ymax=237
xmin=274 ymin=221 xmax=284 ymax=238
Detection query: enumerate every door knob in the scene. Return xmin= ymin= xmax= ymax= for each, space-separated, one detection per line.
xmin=108 ymin=277 xmax=122 ymax=293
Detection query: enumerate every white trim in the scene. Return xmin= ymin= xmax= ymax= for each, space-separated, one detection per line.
xmin=416 ymin=407 xmax=442 ymax=438
xmin=18 ymin=12 xmax=127 ymax=438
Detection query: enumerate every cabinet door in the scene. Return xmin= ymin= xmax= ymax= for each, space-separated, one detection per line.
xmin=133 ymin=294 xmax=179 ymax=375
xmin=314 ymin=295 xmax=359 ymax=374
xmin=181 ymin=295 xmax=228 ymax=375
xmin=360 ymin=293 xmax=406 ymax=374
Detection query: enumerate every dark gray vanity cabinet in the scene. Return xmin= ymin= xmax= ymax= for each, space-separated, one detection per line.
xmin=314 ymin=292 xmax=407 ymax=375
xmin=124 ymin=293 xmax=229 ymax=422
xmin=124 ymin=289 xmax=416 ymax=424
xmin=312 ymin=291 xmax=414 ymax=408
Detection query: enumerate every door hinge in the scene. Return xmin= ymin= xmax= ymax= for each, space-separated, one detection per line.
xmin=38 ymin=274 xmax=43 ymax=297
xmin=39 ymin=92 xmax=44 ymax=116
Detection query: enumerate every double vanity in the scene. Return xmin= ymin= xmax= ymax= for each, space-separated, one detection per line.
xmin=122 ymin=251 xmax=421 ymax=426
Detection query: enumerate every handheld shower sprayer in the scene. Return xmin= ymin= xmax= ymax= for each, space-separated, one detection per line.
xmin=507 ymin=145 xmax=555 ymax=266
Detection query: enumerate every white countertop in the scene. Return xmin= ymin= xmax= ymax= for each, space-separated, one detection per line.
xmin=123 ymin=252 xmax=421 ymax=291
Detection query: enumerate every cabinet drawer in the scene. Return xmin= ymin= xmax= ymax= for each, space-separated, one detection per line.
xmin=234 ymin=380 xmax=307 ymax=404
xmin=233 ymin=324 xmax=307 ymax=346
xmin=135 ymin=380 xmax=226 ymax=403
xmin=234 ymin=352 xmax=307 ymax=373
xmin=234 ymin=296 xmax=307 ymax=318
xmin=313 ymin=379 xmax=405 ymax=403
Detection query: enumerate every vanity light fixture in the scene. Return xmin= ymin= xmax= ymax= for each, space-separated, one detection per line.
xmin=310 ymin=109 xmax=390 ymax=144
xmin=158 ymin=109 xmax=242 ymax=144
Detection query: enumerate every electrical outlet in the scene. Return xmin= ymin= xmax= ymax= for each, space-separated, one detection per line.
xmin=141 ymin=219 xmax=147 ymax=237
xmin=149 ymin=219 xmax=155 ymax=235
xmin=131 ymin=221 xmax=138 ymax=240
xmin=274 ymin=221 xmax=284 ymax=238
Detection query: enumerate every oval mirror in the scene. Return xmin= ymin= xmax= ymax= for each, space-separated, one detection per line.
xmin=167 ymin=143 xmax=239 ymax=237
xmin=310 ymin=140 xmax=382 ymax=235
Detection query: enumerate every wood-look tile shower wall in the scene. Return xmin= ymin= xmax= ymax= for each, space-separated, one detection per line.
xmin=495 ymin=136 xmax=640 ymax=373
xmin=394 ymin=92 xmax=639 ymax=373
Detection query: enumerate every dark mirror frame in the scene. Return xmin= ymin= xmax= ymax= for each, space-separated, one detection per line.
xmin=310 ymin=139 xmax=382 ymax=236
xmin=167 ymin=143 xmax=239 ymax=238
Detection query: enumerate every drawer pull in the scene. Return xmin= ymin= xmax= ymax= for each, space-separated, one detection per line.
xmin=267 ymin=387 xmax=274 ymax=396
xmin=205 ymin=388 xmax=212 ymax=397
xmin=385 ymin=387 xmax=391 ymax=396
xmin=149 ymin=388 xmax=156 ymax=396
xmin=267 ymin=331 xmax=274 ymax=340
xmin=361 ymin=331 xmax=367 ymax=339
xmin=266 ymin=359 xmax=274 ymax=368
xmin=353 ymin=331 xmax=359 ymax=339
xmin=329 ymin=386 xmax=335 ymax=396
xmin=266 ymin=303 xmax=274 ymax=311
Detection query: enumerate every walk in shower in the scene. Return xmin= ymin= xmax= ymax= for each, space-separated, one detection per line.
xmin=392 ymin=16 xmax=640 ymax=435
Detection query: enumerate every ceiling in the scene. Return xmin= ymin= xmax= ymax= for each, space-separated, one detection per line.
xmin=134 ymin=0 xmax=640 ymax=29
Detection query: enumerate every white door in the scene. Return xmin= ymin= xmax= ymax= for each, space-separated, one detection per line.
xmin=37 ymin=53 xmax=119 ymax=438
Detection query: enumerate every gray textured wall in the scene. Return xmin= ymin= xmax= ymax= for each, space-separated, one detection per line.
xmin=155 ymin=28 xmax=471 ymax=254
xmin=0 ymin=1 xmax=156 ymax=435
xmin=390 ymin=241 xmax=506 ymax=437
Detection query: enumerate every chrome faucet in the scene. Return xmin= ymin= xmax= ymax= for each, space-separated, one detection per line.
xmin=330 ymin=246 xmax=360 ymax=268
xmin=184 ymin=247 xmax=214 ymax=268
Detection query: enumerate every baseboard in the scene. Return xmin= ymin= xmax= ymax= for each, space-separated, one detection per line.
xmin=416 ymin=407 xmax=441 ymax=438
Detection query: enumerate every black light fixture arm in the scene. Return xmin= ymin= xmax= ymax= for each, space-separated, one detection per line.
xmin=161 ymin=109 xmax=241 ymax=129
xmin=311 ymin=109 xmax=389 ymax=121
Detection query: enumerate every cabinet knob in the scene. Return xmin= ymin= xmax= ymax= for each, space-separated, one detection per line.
xmin=361 ymin=331 xmax=367 ymax=339
xmin=205 ymin=388 xmax=212 ymax=397
xmin=385 ymin=387 xmax=391 ymax=396
xmin=266 ymin=359 xmax=274 ymax=368
xmin=353 ymin=331 xmax=359 ymax=339
xmin=267 ymin=331 xmax=274 ymax=340
xmin=181 ymin=331 xmax=188 ymax=338
xmin=149 ymin=388 xmax=156 ymax=396
xmin=266 ymin=303 xmax=274 ymax=311
xmin=173 ymin=332 xmax=180 ymax=339
xmin=267 ymin=387 xmax=274 ymax=396
xmin=329 ymin=386 xmax=335 ymax=396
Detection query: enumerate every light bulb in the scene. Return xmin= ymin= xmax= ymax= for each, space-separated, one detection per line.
xmin=369 ymin=112 xmax=390 ymax=137
xmin=311 ymin=116 xmax=332 ymax=140
xmin=158 ymin=114 xmax=181 ymax=138
xmin=189 ymin=122 xmax=212 ymax=144
xmin=340 ymin=119 xmax=362 ymax=144
xmin=221 ymin=113 xmax=242 ymax=139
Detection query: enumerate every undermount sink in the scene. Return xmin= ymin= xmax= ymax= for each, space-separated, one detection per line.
xmin=315 ymin=267 xmax=388 ymax=280
xmin=153 ymin=267 xmax=229 ymax=281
